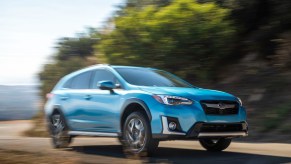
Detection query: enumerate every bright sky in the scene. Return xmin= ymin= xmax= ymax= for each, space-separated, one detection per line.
xmin=0 ymin=0 xmax=122 ymax=85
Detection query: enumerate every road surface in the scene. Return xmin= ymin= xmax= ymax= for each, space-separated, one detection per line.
xmin=0 ymin=121 xmax=291 ymax=163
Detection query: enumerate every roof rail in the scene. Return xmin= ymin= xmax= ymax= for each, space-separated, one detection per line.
xmin=84 ymin=63 xmax=110 ymax=69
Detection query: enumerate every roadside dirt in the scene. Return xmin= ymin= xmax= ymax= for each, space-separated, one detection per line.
xmin=1 ymin=120 xmax=291 ymax=164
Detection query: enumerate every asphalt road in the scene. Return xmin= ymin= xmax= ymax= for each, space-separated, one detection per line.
xmin=0 ymin=121 xmax=291 ymax=164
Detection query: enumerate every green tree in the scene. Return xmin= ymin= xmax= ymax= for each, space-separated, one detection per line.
xmin=55 ymin=28 xmax=100 ymax=61
xmin=126 ymin=0 xmax=170 ymax=8
xmin=201 ymin=0 xmax=291 ymax=62
xmin=39 ymin=29 xmax=99 ymax=98
xmin=99 ymin=0 xmax=234 ymax=82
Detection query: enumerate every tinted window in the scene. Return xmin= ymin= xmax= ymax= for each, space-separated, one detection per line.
xmin=115 ymin=68 xmax=193 ymax=87
xmin=93 ymin=69 xmax=120 ymax=89
xmin=70 ymin=71 xmax=92 ymax=89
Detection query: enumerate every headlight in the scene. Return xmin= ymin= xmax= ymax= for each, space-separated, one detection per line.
xmin=237 ymin=97 xmax=243 ymax=106
xmin=153 ymin=95 xmax=193 ymax=105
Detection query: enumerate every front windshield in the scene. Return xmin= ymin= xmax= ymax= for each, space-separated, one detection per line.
xmin=115 ymin=68 xmax=193 ymax=88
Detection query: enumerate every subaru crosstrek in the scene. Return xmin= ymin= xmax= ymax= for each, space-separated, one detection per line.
xmin=45 ymin=64 xmax=248 ymax=156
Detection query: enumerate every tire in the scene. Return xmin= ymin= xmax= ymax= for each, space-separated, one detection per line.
xmin=199 ymin=138 xmax=231 ymax=152
xmin=49 ymin=112 xmax=72 ymax=148
xmin=122 ymin=111 xmax=159 ymax=157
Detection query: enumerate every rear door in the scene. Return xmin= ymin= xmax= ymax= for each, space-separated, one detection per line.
xmin=60 ymin=70 xmax=95 ymax=131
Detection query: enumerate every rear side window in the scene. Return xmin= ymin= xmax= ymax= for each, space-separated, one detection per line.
xmin=63 ymin=78 xmax=73 ymax=88
xmin=66 ymin=71 xmax=93 ymax=89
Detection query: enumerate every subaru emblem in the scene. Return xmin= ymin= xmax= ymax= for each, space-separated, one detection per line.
xmin=218 ymin=103 xmax=226 ymax=109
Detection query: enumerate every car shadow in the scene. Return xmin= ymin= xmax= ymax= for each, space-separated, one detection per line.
xmin=70 ymin=144 xmax=291 ymax=164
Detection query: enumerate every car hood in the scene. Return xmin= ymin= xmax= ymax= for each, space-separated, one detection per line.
xmin=138 ymin=86 xmax=237 ymax=101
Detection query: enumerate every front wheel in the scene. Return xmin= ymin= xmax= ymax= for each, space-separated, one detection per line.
xmin=199 ymin=138 xmax=231 ymax=152
xmin=122 ymin=111 xmax=159 ymax=157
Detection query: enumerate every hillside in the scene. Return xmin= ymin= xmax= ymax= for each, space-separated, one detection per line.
xmin=0 ymin=85 xmax=40 ymax=120
xmin=208 ymin=54 xmax=291 ymax=142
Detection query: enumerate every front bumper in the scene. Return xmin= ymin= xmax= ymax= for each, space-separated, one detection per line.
xmin=153 ymin=116 xmax=248 ymax=140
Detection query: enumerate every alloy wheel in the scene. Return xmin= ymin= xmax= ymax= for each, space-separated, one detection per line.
xmin=125 ymin=117 xmax=146 ymax=152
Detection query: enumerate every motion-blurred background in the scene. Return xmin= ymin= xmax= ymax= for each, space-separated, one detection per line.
xmin=1 ymin=0 xmax=291 ymax=142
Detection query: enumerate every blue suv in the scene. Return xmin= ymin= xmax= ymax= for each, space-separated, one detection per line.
xmin=45 ymin=64 xmax=248 ymax=156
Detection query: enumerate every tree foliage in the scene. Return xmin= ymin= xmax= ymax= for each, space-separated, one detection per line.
xmin=126 ymin=0 xmax=170 ymax=8
xmin=55 ymin=28 xmax=100 ymax=61
xmin=99 ymin=0 xmax=235 ymax=82
xmin=39 ymin=30 xmax=99 ymax=98
xmin=201 ymin=0 xmax=291 ymax=61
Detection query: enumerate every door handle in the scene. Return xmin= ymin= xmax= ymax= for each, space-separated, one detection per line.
xmin=84 ymin=95 xmax=92 ymax=100
xmin=60 ymin=96 xmax=68 ymax=100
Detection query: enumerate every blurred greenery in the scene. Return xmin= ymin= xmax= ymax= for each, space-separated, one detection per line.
xmin=99 ymin=0 xmax=234 ymax=82
xmin=39 ymin=29 xmax=99 ymax=98
xmin=200 ymin=0 xmax=291 ymax=60
xmin=260 ymin=103 xmax=291 ymax=132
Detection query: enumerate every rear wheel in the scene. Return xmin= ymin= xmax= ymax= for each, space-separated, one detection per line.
xmin=122 ymin=111 xmax=159 ymax=157
xmin=50 ymin=112 xmax=72 ymax=148
xmin=199 ymin=138 xmax=231 ymax=152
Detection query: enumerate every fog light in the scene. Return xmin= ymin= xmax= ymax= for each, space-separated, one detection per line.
xmin=168 ymin=122 xmax=176 ymax=130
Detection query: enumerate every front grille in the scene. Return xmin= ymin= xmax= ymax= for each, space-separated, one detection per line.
xmin=200 ymin=123 xmax=244 ymax=132
xmin=200 ymin=100 xmax=239 ymax=115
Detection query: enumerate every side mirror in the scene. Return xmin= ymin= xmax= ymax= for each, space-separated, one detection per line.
xmin=97 ymin=81 xmax=115 ymax=90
